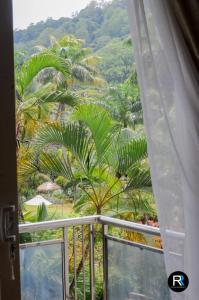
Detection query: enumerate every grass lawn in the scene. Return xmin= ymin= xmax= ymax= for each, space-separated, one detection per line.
xmin=24 ymin=202 xmax=75 ymax=220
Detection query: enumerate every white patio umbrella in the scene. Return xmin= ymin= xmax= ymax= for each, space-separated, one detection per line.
xmin=25 ymin=195 xmax=52 ymax=206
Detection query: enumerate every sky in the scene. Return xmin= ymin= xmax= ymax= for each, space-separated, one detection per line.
xmin=13 ymin=0 xmax=94 ymax=29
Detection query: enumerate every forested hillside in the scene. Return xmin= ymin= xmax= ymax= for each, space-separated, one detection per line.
xmin=14 ymin=0 xmax=134 ymax=82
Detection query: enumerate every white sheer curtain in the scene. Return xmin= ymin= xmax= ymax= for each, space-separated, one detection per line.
xmin=128 ymin=0 xmax=199 ymax=299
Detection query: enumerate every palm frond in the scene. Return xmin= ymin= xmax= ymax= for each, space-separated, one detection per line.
xmin=106 ymin=137 xmax=147 ymax=175
xmin=39 ymin=152 xmax=74 ymax=180
xmin=40 ymin=90 xmax=78 ymax=106
xmin=72 ymin=47 xmax=92 ymax=62
xmin=115 ymin=138 xmax=147 ymax=175
xmin=74 ymin=104 xmax=119 ymax=160
xmin=125 ymin=167 xmax=151 ymax=191
xmin=72 ymin=64 xmax=94 ymax=82
xmin=35 ymin=123 xmax=92 ymax=172
xmin=18 ymin=152 xmax=39 ymax=185
xmin=17 ymin=52 xmax=70 ymax=95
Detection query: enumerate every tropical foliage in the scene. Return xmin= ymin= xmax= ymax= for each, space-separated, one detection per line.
xmin=16 ymin=31 xmax=155 ymax=222
xmin=15 ymin=3 xmax=158 ymax=299
xmin=14 ymin=0 xmax=132 ymax=83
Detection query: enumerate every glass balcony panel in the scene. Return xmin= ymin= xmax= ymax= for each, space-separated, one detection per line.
xmin=20 ymin=242 xmax=64 ymax=300
xmin=107 ymin=238 xmax=171 ymax=300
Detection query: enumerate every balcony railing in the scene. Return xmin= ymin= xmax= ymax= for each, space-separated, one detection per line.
xmin=19 ymin=215 xmax=171 ymax=300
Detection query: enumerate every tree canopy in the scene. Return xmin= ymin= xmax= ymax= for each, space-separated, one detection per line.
xmin=14 ymin=0 xmax=132 ymax=83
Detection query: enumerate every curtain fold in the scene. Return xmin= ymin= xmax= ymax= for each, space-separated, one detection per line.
xmin=168 ymin=0 xmax=199 ymax=72
xmin=128 ymin=1 xmax=199 ymax=299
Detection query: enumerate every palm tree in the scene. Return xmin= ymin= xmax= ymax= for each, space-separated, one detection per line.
xmin=38 ymin=35 xmax=104 ymax=120
xmin=16 ymin=51 xmax=78 ymax=146
xmin=19 ymin=104 xmax=153 ymax=294
xmin=16 ymin=51 xmax=79 ymax=224
xmin=48 ymin=35 xmax=102 ymax=85
xmin=104 ymin=82 xmax=142 ymax=129
xmin=20 ymin=104 xmax=151 ymax=216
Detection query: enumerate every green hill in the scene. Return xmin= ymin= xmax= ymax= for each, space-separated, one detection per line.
xmin=14 ymin=0 xmax=134 ymax=83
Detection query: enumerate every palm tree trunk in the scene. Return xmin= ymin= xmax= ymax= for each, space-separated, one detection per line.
xmin=69 ymin=242 xmax=90 ymax=294
xmin=97 ymin=207 xmax=101 ymax=214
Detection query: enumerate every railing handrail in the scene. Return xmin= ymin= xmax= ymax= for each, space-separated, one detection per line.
xmin=99 ymin=215 xmax=160 ymax=236
xmin=19 ymin=215 xmax=100 ymax=233
xmin=19 ymin=215 xmax=160 ymax=236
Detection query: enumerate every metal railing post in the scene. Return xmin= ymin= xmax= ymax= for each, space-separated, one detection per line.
xmin=73 ymin=226 xmax=77 ymax=300
xmin=63 ymin=227 xmax=70 ymax=299
xmin=82 ymin=225 xmax=86 ymax=300
xmin=103 ymin=225 xmax=108 ymax=300
xmin=89 ymin=224 xmax=95 ymax=300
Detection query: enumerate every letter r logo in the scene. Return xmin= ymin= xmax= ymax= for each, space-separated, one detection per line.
xmin=168 ymin=271 xmax=188 ymax=292
xmin=173 ymin=275 xmax=184 ymax=287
